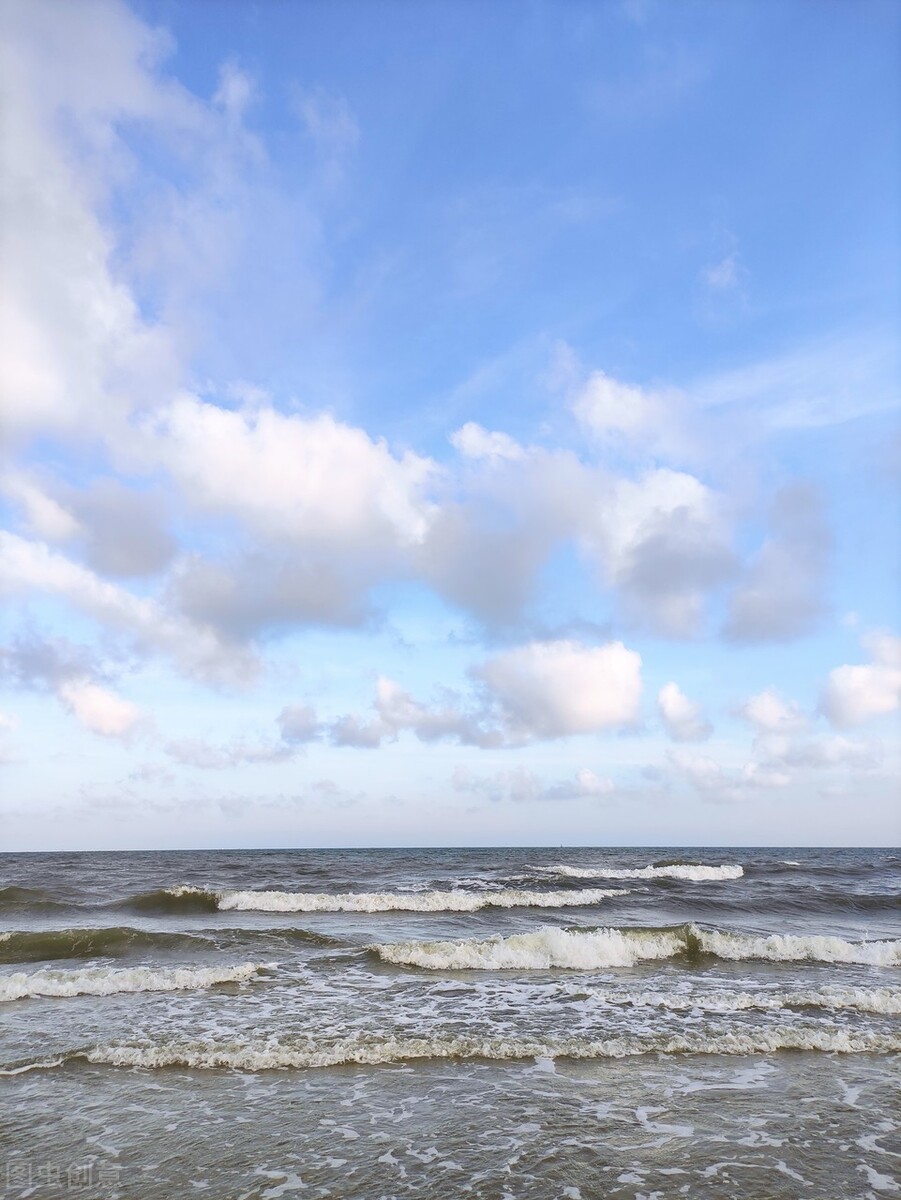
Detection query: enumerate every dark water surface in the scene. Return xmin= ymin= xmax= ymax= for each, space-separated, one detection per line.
xmin=1 ymin=847 xmax=898 ymax=1198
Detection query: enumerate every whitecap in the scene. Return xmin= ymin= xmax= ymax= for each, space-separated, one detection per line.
xmin=0 ymin=962 xmax=267 ymax=1002
xmin=216 ymin=886 xmax=628 ymax=913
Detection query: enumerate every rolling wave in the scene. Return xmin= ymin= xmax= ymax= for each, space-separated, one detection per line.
xmin=0 ymin=885 xmax=70 ymax=914
xmin=0 ymin=962 xmax=267 ymax=1002
xmin=0 ymin=927 xmax=213 ymax=964
xmin=5 ymin=1027 xmax=897 ymax=1075
xmin=216 ymin=886 xmax=629 ymax=913
xmin=370 ymin=923 xmax=901 ymax=970
xmin=119 ymin=886 xmax=220 ymax=914
xmin=533 ymin=863 xmax=744 ymax=882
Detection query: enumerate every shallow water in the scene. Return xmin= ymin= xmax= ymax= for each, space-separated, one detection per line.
xmin=1 ymin=847 xmax=898 ymax=1198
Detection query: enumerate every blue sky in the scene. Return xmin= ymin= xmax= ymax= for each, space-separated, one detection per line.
xmin=0 ymin=0 xmax=899 ymax=849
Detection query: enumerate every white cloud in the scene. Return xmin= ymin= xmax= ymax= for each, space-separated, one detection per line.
xmin=657 ymin=682 xmax=711 ymax=742
xmin=567 ymin=359 xmax=694 ymax=463
xmin=583 ymin=468 xmax=735 ymax=636
xmin=739 ymin=688 xmax=808 ymax=734
xmin=57 ymin=678 xmax=141 ymax=739
xmin=2 ymin=473 xmax=82 ymax=542
xmin=475 ymin=639 xmax=642 ymax=738
xmin=0 ymin=532 xmax=256 ymax=685
xmin=724 ymin=484 xmax=829 ymax=643
xmin=821 ymin=631 xmax=901 ymax=728
xmin=0 ymin=0 xmax=186 ymax=444
xmin=571 ymin=370 xmax=659 ymax=440
xmin=450 ymin=422 xmax=525 ymax=462
xmin=277 ymin=704 xmax=321 ymax=744
xmin=141 ymin=395 xmax=435 ymax=552
xmin=329 ymin=640 xmax=642 ymax=749
xmin=331 ymin=677 xmax=502 ymax=750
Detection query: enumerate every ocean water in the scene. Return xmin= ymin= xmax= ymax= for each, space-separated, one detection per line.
xmin=0 ymin=847 xmax=898 ymax=1199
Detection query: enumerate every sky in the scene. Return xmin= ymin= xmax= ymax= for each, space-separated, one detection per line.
xmin=0 ymin=0 xmax=899 ymax=851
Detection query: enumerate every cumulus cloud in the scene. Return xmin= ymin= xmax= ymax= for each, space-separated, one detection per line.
xmin=0 ymin=532 xmax=257 ymax=685
xmin=739 ymin=688 xmax=808 ymax=734
xmin=57 ymin=679 xmax=142 ymax=739
xmin=277 ymin=704 xmax=321 ymax=744
xmin=450 ymin=422 xmax=526 ymax=462
xmin=0 ymin=0 xmax=189 ymax=445
xmin=141 ymin=397 xmax=435 ymax=550
xmin=416 ymin=449 xmax=589 ymax=626
xmin=568 ymin=360 xmax=694 ymax=463
xmin=475 ymin=639 xmax=642 ymax=738
xmin=657 ymin=682 xmax=711 ymax=742
xmin=571 ymin=370 xmax=660 ymax=441
xmin=330 ymin=677 xmax=502 ymax=750
xmin=0 ymin=633 xmax=142 ymax=740
xmin=582 ymin=468 xmax=736 ymax=636
xmin=329 ymin=639 xmax=642 ymax=749
xmin=821 ymin=631 xmax=901 ymax=728
xmin=68 ymin=480 xmax=176 ymax=578
xmin=169 ymin=550 xmax=373 ymax=639
xmin=724 ymin=484 xmax=830 ymax=642
xmin=667 ymin=747 xmax=790 ymax=803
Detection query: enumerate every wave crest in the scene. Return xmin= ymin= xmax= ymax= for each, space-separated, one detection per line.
xmin=0 ymin=927 xmax=212 ymax=964
xmin=216 ymin=886 xmax=628 ymax=914
xmin=370 ymin=923 xmax=901 ymax=970
xmin=6 ymin=1027 xmax=896 ymax=1075
xmin=535 ymin=863 xmax=744 ymax=882
xmin=0 ymin=962 xmax=266 ymax=1002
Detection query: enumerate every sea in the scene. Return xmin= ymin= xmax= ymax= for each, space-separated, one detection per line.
xmin=0 ymin=847 xmax=898 ymax=1199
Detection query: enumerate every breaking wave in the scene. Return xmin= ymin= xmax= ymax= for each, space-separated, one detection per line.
xmin=0 ymin=927 xmax=213 ymax=964
xmin=0 ymin=962 xmax=267 ymax=1002
xmin=215 ymin=886 xmax=629 ymax=913
xmin=370 ymin=923 xmax=901 ymax=970
xmin=534 ymin=863 xmax=744 ymax=882
xmin=6 ymin=1027 xmax=897 ymax=1075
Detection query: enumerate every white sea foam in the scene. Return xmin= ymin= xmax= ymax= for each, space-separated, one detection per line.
xmin=216 ymin=886 xmax=628 ymax=913
xmin=535 ymin=863 xmax=744 ymax=882
xmin=68 ymin=1027 xmax=901 ymax=1072
xmin=371 ymin=924 xmax=901 ymax=970
xmin=0 ymin=962 xmax=266 ymax=1002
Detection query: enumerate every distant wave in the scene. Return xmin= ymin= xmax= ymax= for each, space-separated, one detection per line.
xmin=6 ymin=1027 xmax=897 ymax=1075
xmin=0 ymin=927 xmax=213 ymax=964
xmin=0 ymin=962 xmax=267 ymax=1002
xmin=533 ymin=863 xmax=744 ymax=882
xmin=217 ymin=886 xmax=630 ymax=913
xmin=370 ymin=923 xmax=901 ymax=970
